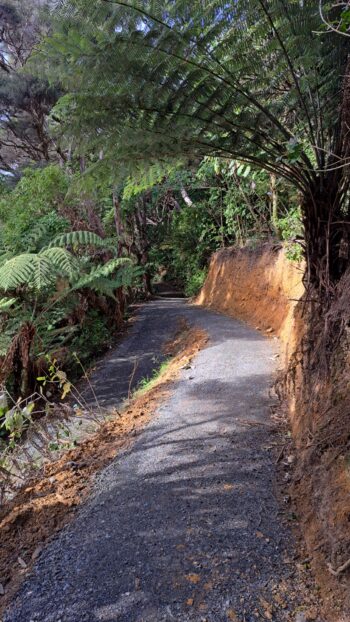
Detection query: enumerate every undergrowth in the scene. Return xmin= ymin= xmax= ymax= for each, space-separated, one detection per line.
xmin=133 ymin=359 xmax=171 ymax=397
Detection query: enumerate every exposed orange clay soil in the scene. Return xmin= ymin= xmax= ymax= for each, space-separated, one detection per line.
xmin=196 ymin=243 xmax=304 ymax=366
xmin=285 ymin=339 xmax=350 ymax=620
xmin=0 ymin=323 xmax=208 ymax=615
xmin=197 ymin=244 xmax=350 ymax=621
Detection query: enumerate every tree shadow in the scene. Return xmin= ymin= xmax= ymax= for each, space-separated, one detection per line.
xmin=7 ymin=376 xmax=303 ymax=622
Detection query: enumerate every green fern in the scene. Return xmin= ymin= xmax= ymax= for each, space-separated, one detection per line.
xmin=0 ymin=298 xmax=17 ymax=312
xmin=123 ymin=162 xmax=181 ymax=200
xmin=0 ymin=250 xmax=80 ymax=292
xmin=0 ymin=254 xmax=52 ymax=291
xmin=72 ymin=257 xmax=131 ymax=290
xmin=0 ymin=228 xmax=116 ymax=292
xmin=49 ymin=230 xmax=109 ymax=248
xmin=81 ymin=265 xmax=144 ymax=298
xmin=40 ymin=247 xmax=79 ymax=279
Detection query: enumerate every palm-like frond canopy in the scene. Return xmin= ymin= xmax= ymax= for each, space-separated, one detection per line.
xmin=42 ymin=1 xmax=348 ymax=187
xmin=37 ymin=0 xmax=350 ymax=288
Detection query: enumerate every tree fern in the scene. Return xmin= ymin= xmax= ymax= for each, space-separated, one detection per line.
xmin=0 ymin=298 xmax=17 ymax=312
xmin=49 ymin=230 xmax=109 ymax=248
xmin=122 ymin=162 xmax=182 ymax=200
xmin=0 ymin=250 xmax=79 ymax=292
xmin=38 ymin=0 xmax=350 ymax=289
xmin=81 ymin=265 xmax=144 ymax=298
xmin=72 ymin=257 xmax=131 ymax=290
xmin=0 ymin=234 xmax=112 ymax=292
xmin=0 ymin=254 xmax=52 ymax=291
xmin=32 ymin=255 xmax=57 ymax=290
xmin=40 ymin=247 xmax=79 ymax=279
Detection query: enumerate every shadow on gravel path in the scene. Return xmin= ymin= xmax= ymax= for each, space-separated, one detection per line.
xmin=4 ymin=299 xmax=321 ymax=622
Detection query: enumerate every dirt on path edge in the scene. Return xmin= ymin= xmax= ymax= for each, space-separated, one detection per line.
xmin=0 ymin=323 xmax=208 ymax=616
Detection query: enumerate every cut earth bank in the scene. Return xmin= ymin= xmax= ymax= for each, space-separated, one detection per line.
xmin=196 ymin=244 xmax=350 ymax=620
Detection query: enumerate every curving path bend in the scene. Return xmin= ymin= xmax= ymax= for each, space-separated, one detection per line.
xmin=4 ymin=299 xmax=319 ymax=622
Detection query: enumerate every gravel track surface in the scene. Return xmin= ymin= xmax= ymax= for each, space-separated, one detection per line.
xmin=4 ymin=299 xmax=319 ymax=622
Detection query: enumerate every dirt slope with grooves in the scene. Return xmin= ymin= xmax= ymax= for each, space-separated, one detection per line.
xmin=196 ymin=244 xmax=304 ymax=366
xmin=196 ymin=244 xmax=350 ymax=620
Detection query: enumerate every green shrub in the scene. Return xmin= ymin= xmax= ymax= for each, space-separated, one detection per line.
xmin=70 ymin=310 xmax=111 ymax=364
xmin=184 ymin=268 xmax=207 ymax=297
xmin=0 ymin=165 xmax=69 ymax=252
xmin=277 ymin=207 xmax=303 ymax=262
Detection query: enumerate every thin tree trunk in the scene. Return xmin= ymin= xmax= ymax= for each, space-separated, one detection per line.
xmin=270 ymin=173 xmax=279 ymax=237
xmin=180 ymin=187 xmax=194 ymax=207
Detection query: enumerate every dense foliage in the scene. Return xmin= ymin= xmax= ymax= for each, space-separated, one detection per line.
xmin=36 ymin=0 xmax=349 ymax=294
xmin=0 ymin=164 xmax=144 ymax=403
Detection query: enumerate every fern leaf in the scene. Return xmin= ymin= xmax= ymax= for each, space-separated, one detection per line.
xmin=0 ymin=254 xmax=53 ymax=291
xmin=84 ymin=265 xmax=144 ymax=296
xmin=0 ymin=298 xmax=17 ymax=312
xmin=0 ymin=252 xmax=13 ymax=268
xmin=72 ymin=258 xmax=131 ymax=290
xmin=40 ymin=247 xmax=79 ymax=279
xmin=0 ymin=255 xmax=38 ymax=291
xmin=31 ymin=255 xmax=54 ymax=290
xmin=49 ymin=230 xmax=108 ymax=248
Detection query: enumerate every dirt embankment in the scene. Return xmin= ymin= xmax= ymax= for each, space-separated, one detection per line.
xmin=196 ymin=244 xmax=304 ymax=365
xmin=197 ymin=244 xmax=350 ymax=620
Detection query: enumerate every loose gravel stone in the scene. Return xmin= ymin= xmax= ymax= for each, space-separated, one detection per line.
xmin=4 ymin=299 xmax=321 ymax=622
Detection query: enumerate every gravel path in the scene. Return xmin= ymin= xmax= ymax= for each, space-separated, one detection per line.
xmin=4 ymin=299 xmax=318 ymax=622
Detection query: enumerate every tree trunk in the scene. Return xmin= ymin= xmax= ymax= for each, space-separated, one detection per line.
xmin=113 ymin=193 xmax=125 ymax=257
xmin=302 ymin=177 xmax=350 ymax=294
xmin=180 ymin=187 xmax=194 ymax=207
xmin=270 ymin=173 xmax=279 ymax=237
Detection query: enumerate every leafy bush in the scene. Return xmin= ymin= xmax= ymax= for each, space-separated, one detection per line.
xmin=70 ymin=310 xmax=111 ymax=364
xmin=0 ymin=165 xmax=69 ymax=252
xmin=277 ymin=207 xmax=303 ymax=262
xmin=184 ymin=267 xmax=207 ymax=297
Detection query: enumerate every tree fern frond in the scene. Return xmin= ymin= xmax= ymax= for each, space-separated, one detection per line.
xmin=0 ymin=253 xmax=55 ymax=292
xmin=80 ymin=265 xmax=144 ymax=297
xmin=0 ymin=254 xmax=48 ymax=291
xmin=29 ymin=255 xmax=54 ymax=290
xmin=40 ymin=247 xmax=79 ymax=279
xmin=123 ymin=162 xmax=181 ymax=199
xmin=0 ymin=298 xmax=17 ymax=312
xmin=72 ymin=257 xmax=132 ymax=290
xmin=49 ymin=230 xmax=108 ymax=248
xmin=40 ymin=0 xmax=348 ymax=193
xmin=0 ymin=252 xmax=13 ymax=268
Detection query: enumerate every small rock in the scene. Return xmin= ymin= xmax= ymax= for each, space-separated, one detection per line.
xmin=32 ymin=546 xmax=43 ymax=561
xmin=0 ymin=582 xmax=4 ymax=595
xmin=18 ymin=556 xmax=27 ymax=568
xmin=295 ymin=614 xmax=307 ymax=622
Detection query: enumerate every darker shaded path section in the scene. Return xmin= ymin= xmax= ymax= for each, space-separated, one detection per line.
xmin=5 ymin=300 xmax=320 ymax=622
xmin=81 ymin=299 xmax=263 ymax=409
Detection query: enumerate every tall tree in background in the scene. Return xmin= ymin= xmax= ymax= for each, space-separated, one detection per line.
xmin=36 ymin=0 xmax=350 ymax=297
xmin=0 ymin=0 xmax=61 ymax=174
